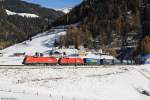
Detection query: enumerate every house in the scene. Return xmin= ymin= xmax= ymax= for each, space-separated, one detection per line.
xmin=144 ymin=54 xmax=150 ymax=64
xmin=145 ymin=58 xmax=150 ymax=64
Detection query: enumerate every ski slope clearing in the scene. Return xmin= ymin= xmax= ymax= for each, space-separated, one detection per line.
xmin=3 ymin=32 xmax=65 ymax=55
xmin=2 ymin=30 xmax=66 ymax=56
xmin=0 ymin=65 xmax=149 ymax=100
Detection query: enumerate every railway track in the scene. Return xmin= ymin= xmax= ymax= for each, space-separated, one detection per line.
xmin=0 ymin=65 xmax=135 ymax=69
xmin=0 ymin=65 xmax=102 ymax=69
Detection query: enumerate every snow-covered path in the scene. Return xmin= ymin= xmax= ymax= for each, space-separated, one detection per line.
xmin=0 ymin=65 xmax=150 ymax=100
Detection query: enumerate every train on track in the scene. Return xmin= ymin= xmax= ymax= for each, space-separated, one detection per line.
xmin=22 ymin=56 xmax=133 ymax=66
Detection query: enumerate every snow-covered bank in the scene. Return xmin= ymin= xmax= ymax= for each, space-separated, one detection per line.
xmin=0 ymin=65 xmax=150 ymax=100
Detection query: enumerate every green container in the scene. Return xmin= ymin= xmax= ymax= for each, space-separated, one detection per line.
xmin=84 ymin=58 xmax=100 ymax=65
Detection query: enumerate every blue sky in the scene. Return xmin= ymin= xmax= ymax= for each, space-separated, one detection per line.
xmin=23 ymin=0 xmax=82 ymax=9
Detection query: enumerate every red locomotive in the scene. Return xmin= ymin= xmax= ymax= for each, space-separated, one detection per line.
xmin=59 ymin=58 xmax=84 ymax=65
xmin=23 ymin=56 xmax=58 ymax=65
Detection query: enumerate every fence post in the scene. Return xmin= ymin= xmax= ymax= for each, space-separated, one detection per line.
xmin=49 ymin=93 xmax=52 ymax=97
xmin=73 ymin=97 xmax=75 ymax=100
xmin=23 ymin=90 xmax=25 ymax=94
xmin=61 ymin=96 xmax=64 ymax=100
xmin=9 ymin=89 xmax=11 ymax=92
xmin=36 ymin=92 xmax=38 ymax=96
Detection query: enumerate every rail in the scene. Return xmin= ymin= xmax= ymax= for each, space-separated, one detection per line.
xmin=0 ymin=65 xmax=138 ymax=69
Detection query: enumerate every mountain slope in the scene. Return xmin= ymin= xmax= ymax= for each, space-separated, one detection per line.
xmin=0 ymin=0 xmax=64 ymax=49
xmin=53 ymin=0 xmax=141 ymax=49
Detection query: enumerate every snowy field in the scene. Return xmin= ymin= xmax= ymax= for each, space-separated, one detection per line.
xmin=0 ymin=65 xmax=150 ymax=100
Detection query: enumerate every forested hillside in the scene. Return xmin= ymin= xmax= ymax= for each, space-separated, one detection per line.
xmin=53 ymin=0 xmax=143 ymax=49
xmin=0 ymin=0 xmax=64 ymax=49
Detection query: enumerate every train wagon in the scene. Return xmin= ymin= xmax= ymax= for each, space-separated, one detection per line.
xmin=23 ymin=56 xmax=57 ymax=65
xmin=59 ymin=58 xmax=84 ymax=65
xmin=84 ymin=58 xmax=100 ymax=65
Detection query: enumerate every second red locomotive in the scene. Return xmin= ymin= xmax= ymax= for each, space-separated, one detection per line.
xmin=59 ymin=58 xmax=84 ymax=65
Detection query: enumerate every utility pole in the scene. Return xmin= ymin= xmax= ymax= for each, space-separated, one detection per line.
xmin=138 ymin=0 xmax=147 ymax=63
xmin=120 ymin=1 xmax=130 ymax=63
xmin=139 ymin=0 xmax=146 ymax=38
xmin=140 ymin=0 xmax=150 ymax=37
xmin=121 ymin=1 xmax=129 ymax=50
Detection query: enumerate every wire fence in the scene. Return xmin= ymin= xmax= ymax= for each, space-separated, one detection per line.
xmin=0 ymin=88 xmax=99 ymax=100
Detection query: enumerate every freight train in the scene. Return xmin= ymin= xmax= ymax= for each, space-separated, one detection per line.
xmin=22 ymin=56 xmax=125 ymax=65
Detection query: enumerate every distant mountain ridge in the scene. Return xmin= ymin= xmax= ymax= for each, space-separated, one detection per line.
xmin=56 ymin=8 xmax=72 ymax=13
xmin=0 ymin=0 xmax=64 ymax=21
xmin=0 ymin=0 xmax=64 ymax=49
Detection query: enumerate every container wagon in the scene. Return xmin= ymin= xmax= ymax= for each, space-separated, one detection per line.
xmin=84 ymin=58 xmax=100 ymax=65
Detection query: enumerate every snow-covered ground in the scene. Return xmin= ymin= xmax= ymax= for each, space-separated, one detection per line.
xmin=5 ymin=9 xmax=39 ymax=18
xmin=0 ymin=65 xmax=150 ymax=100
xmin=1 ymin=26 xmax=149 ymax=100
